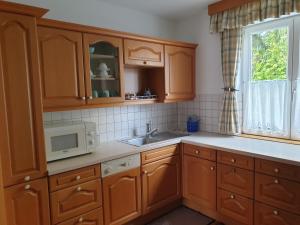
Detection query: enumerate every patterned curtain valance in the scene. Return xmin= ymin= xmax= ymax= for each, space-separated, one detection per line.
xmin=210 ymin=0 xmax=300 ymax=33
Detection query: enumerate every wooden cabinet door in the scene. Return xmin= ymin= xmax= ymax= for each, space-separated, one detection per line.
xmin=58 ymin=208 xmax=104 ymax=225
xmin=83 ymin=34 xmax=125 ymax=104
xmin=255 ymin=174 xmax=300 ymax=215
xmin=51 ymin=179 xmax=102 ymax=224
xmin=0 ymin=12 xmax=47 ymax=187
xmin=4 ymin=178 xmax=50 ymax=225
xmin=38 ymin=26 xmax=86 ymax=109
xmin=183 ymin=155 xmax=216 ymax=211
xmin=255 ymin=202 xmax=300 ymax=225
xmin=164 ymin=45 xmax=195 ymax=101
xmin=141 ymin=156 xmax=181 ymax=214
xmin=218 ymin=189 xmax=253 ymax=225
xmin=103 ymin=168 xmax=141 ymax=225
xmin=124 ymin=39 xmax=164 ymax=67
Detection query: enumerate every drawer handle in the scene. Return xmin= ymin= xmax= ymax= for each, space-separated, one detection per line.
xmin=24 ymin=176 xmax=31 ymax=182
xmin=143 ymin=171 xmax=148 ymax=174
xmin=230 ymin=194 xmax=235 ymax=199
xmin=274 ymin=179 xmax=279 ymax=184
xmin=78 ymin=217 xmax=84 ymax=223
xmin=76 ymin=176 xmax=81 ymax=181
xmin=25 ymin=184 xmax=31 ymax=190
xmin=89 ymin=96 xmax=93 ymax=100
xmin=210 ymin=166 xmax=215 ymax=171
xmin=273 ymin=210 xmax=279 ymax=216
xmin=77 ymin=186 xmax=82 ymax=192
xmin=231 ymin=158 xmax=236 ymax=163
xmin=143 ymin=61 xmax=147 ymax=65
xmin=120 ymin=162 xmax=128 ymax=167
xmin=81 ymin=96 xmax=86 ymax=100
xmin=195 ymin=150 xmax=199 ymax=155
xmin=274 ymin=168 xmax=280 ymax=173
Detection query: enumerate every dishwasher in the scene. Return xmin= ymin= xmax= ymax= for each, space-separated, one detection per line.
xmin=101 ymin=154 xmax=142 ymax=225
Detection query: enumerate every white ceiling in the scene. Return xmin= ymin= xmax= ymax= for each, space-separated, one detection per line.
xmin=98 ymin=0 xmax=217 ymax=20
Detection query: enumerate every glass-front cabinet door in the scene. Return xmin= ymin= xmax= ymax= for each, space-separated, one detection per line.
xmin=83 ymin=34 xmax=124 ymax=104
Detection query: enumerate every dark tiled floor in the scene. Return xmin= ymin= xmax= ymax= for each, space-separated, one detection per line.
xmin=147 ymin=207 xmax=214 ymax=225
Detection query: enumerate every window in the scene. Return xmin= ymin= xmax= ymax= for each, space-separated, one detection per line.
xmin=242 ymin=16 xmax=300 ymax=140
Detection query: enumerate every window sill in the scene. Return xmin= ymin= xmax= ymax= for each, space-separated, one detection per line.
xmin=240 ymin=133 xmax=300 ymax=145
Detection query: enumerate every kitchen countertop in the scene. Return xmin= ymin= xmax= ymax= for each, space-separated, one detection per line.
xmin=47 ymin=132 xmax=300 ymax=175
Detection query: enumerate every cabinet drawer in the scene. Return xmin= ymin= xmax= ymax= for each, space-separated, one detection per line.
xmin=49 ymin=165 xmax=101 ymax=192
xmin=124 ymin=39 xmax=164 ymax=67
xmin=217 ymin=151 xmax=254 ymax=170
xmin=218 ymin=164 xmax=254 ymax=198
xmin=255 ymin=174 xmax=300 ymax=215
xmin=57 ymin=208 xmax=103 ymax=225
xmin=51 ymin=179 xmax=102 ymax=224
xmin=183 ymin=144 xmax=216 ymax=161
xmin=255 ymin=159 xmax=300 ymax=182
xmin=255 ymin=202 xmax=300 ymax=225
xmin=218 ymin=189 xmax=253 ymax=225
xmin=141 ymin=145 xmax=178 ymax=165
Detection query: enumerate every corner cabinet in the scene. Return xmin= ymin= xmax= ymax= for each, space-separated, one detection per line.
xmin=164 ymin=46 xmax=195 ymax=101
xmin=38 ymin=26 xmax=86 ymax=109
xmin=0 ymin=12 xmax=47 ymax=187
xmin=83 ymin=34 xmax=125 ymax=104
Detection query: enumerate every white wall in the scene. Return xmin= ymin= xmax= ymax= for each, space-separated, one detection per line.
xmin=175 ymin=9 xmax=223 ymax=95
xmin=8 ymin=0 xmax=176 ymax=39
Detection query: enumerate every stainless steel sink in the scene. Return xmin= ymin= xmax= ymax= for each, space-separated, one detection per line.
xmin=121 ymin=131 xmax=190 ymax=147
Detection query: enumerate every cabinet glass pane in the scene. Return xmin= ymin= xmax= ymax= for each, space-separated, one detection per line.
xmin=89 ymin=42 xmax=120 ymax=98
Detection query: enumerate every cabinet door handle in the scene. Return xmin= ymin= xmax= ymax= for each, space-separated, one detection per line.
xmin=143 ymin=171 xmax=148 ymax=174
xmin=274 ymin=168 xmax=279 ymax=173
xmin=77 ymin=186 xmax=82 ymax=192
xmin=78 ymin=217 xmax=84 ymax=222
xmin=195 ymin=150 xmax=199 ymax=155
xmin=210 ymin=166 xmax=215 ymax=171
xmin=230 ymin=194 xmax=235 ymax=199
xmin=89 ymin=96 xmax=93 ymax=100
xmin=273 ymin=210 xmax=279 ymax=215
xmin=25 ymin=184 xmax=31 ymax=190
xmin=231 ymin=158 xmax=236 ymax=163
xmin=81 ymin=96 xmax=86 ymax=100
xmin=143 ymin=61 xmax=147 ymax=65
xmin=274 ymin=179 xmax=279 ymax=184
xmin=24 ymin=176 xmax=31 ymax=182
xmin=76 ymin=176 xmax=81 ymax=181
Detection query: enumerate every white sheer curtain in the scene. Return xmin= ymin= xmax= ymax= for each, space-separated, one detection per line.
xmin=243 ymin=80 xmax=291 ymax=137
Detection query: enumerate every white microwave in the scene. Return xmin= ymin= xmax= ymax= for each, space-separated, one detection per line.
xmin=44 ymin=121 xmax=97 ymax=162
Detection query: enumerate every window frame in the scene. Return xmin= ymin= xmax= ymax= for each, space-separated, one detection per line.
xmin=241 ymin=16 xmax=296 ymax=139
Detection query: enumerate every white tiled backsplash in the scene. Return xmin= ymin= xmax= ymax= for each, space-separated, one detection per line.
xmin=43 ymin=94 xmax=237 ymax=143
xmin=44 ymin=103 xmax=178 ymax=143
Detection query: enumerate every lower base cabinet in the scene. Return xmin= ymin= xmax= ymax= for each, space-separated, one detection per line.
xmin=182 ymin=155 xmax=216 ymax=211
xmin=217 ymin=189 xmax=253 ymax=225
xmin=255 ymin=202 xmax=300 ymax=225
xmin=141 ymin=155 xmax=181 ymax=214
xmin=103 ymin=168 xmax=142 ymax=225
xmin=4 ymin=178 xmax=50 ymax=225
xmin=57 ymin=208 xmax=103 ymax=225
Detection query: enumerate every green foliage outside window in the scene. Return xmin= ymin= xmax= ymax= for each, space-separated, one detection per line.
xmin=251 ymin=27 xmax=288 ymax=81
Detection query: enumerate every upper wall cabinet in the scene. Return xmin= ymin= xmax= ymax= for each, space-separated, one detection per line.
xmin=83 ymin=34 xmax=125 ymax=104
xmin=0 ymin=12 xmax=47 ymax=187
xmin=38 ymin=27 xmax=86 ymax=109
xmin=164 ymin=46 xmax=195 ymax=101
xmin=124 ymin=39 xmax=164 ymax=67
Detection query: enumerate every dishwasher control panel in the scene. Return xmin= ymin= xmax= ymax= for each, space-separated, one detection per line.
xmin=101 ymin=154 xmax=140 ymax=177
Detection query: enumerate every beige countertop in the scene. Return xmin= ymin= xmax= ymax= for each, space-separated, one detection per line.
xmin=47 ymin=132 xmax=300 ymax=176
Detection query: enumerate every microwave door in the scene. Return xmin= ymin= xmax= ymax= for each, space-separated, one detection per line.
xmin=45 ymin=124 xmax=86 ymax=161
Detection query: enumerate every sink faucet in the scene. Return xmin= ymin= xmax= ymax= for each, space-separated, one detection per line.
xmin=146 ymin=121 xmax=158 ymax=138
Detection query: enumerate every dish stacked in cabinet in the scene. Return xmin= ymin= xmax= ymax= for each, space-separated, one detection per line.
xmin=217 ymin=152 xmax=255 ymax=225
xmin=48 ymin=165 xmax=103 ymax=225
xmin=255 ymin=159 xmax=300 ymax=225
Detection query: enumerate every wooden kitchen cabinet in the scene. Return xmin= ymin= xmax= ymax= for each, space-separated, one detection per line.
xmin=51 ymin=179 xmax=102 ymax=224
xmin=103 ymin=168 xmax=142 ymax=225
xmin=83 ymin=34 xmax=125 ymax=104
xmin=38 ymin=26 xmax=86 ymax=109
xmin=218 ymin=189 xmax=253 ymax=225
xmin=124 ymin=39 xmax=164 ymax=67
xmin=182 ymin=154 xmax=216 ymax=211
xmin=141 ymin=156 xmax=181 ymax=214
xmin=4 ymin=178 xmax=50 ymax=225
xmin=164 ymin=45 xmax=195 ymax=101
xmin=0 ymin=11 xmax=47 ymax=187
